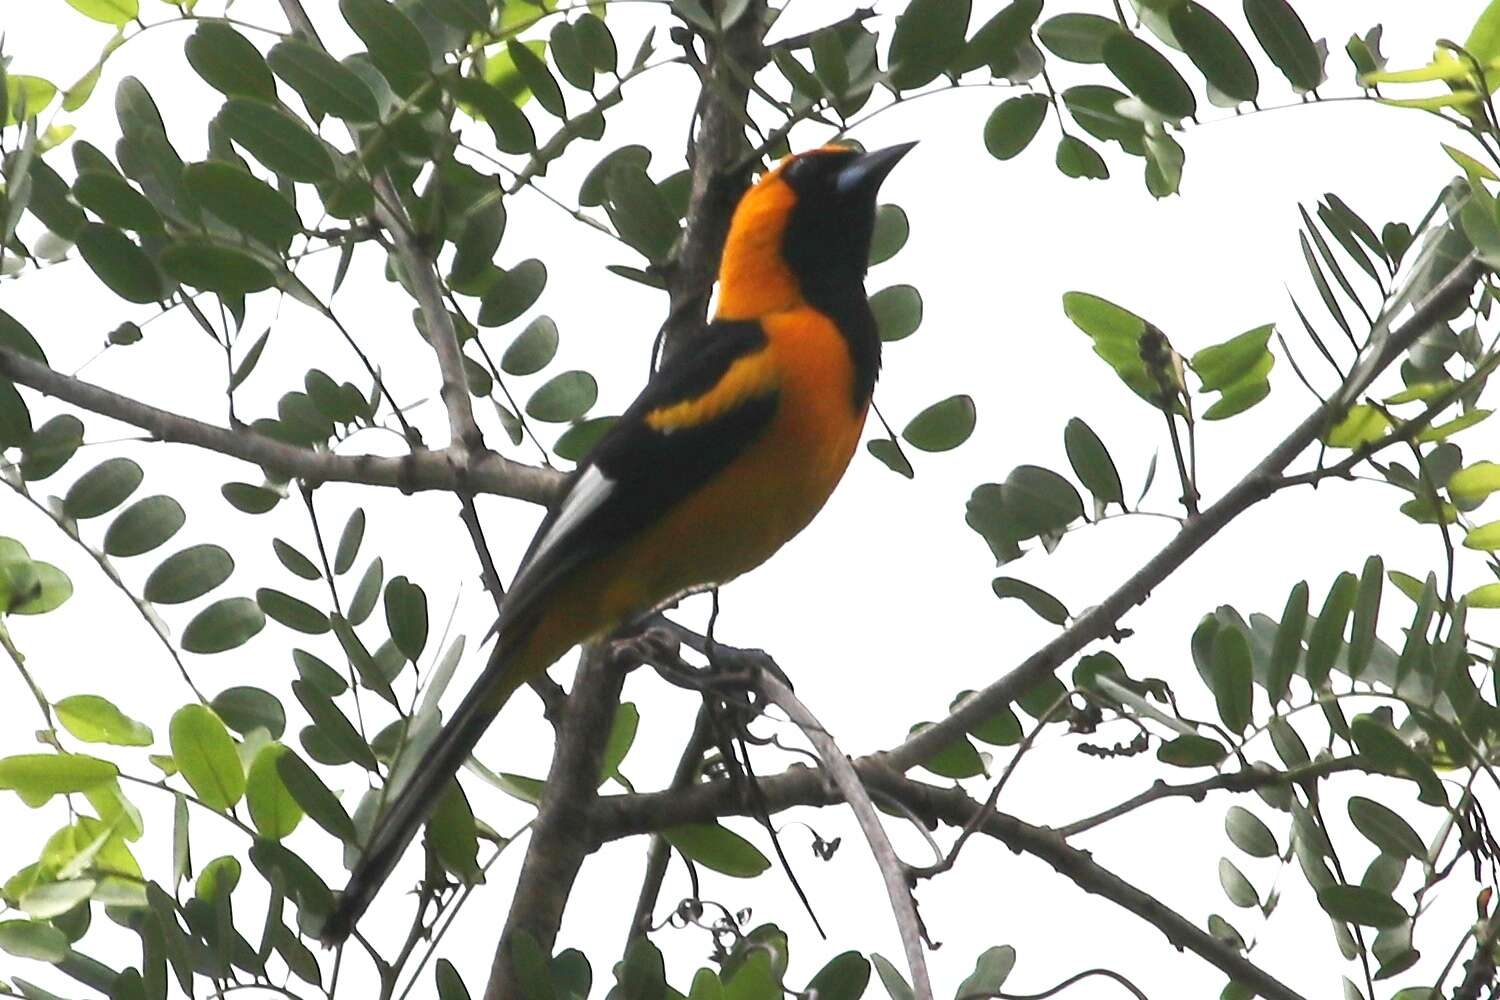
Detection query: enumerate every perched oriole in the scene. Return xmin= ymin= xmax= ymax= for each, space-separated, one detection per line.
xmin=322 ymin=142 xmax=914 ymax=941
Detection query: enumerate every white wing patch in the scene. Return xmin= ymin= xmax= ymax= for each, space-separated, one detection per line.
xmin=524 ymin=464 xmax=615 ymax=571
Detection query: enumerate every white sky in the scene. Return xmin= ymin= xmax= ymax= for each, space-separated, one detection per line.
xmin=2 ymin=1 xmax=1497 ymax=998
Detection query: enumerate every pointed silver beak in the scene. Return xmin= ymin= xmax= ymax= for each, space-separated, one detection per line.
xmin=835 ymin=141 xmax=918 ymax=198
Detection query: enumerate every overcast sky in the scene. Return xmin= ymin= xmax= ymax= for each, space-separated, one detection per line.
xmin=3 ymin=2 xmax=1495 ymax=998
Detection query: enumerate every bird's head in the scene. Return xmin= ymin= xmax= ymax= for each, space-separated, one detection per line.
xmin=715 ymin=142 xmax=916 ymax=320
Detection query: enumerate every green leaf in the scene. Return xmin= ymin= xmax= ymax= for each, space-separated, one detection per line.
xmin=19 ymin=415 xmax=84 ymax=482
xmin=0 ymin=920 xmax=68 ymax=962
xmin=1468 ymin=582 xmax=1500 ymax=608
xmin=186 ymin=23 xmax=276 ymax=101
xmin=1226 ymin=805 xmax=1278 ymax=858
xmin=342 ymin=0 xmax=433 ymax=85
xmin=1317 ymin=885 xmax=1407 ymax=929
xmin=869 ymin=205 xmax=909 ymax=265
xmin=64 ymin=456 xmax=143 ymax=520
xmin=160 ymin=240 xmax=278 ymax=296
xmin=0 ymin=376 xmax=29 ymax=451
xmin=72 ymin=171 xmax=163 ymax=233
xmin=447 ymin=77 xmax=536 ymax=154
xmin=267 ymin=41 xmax=381 ymax=123
xmin=145 ymin=544 xmax=234 ymax=605
xmin=211 ymin=686 xmax=287 ymax=740
xmin=1324 ymin=405 xmax=1390 ymax=448
xmin=598 ymin=702 xmax=640 ymax=784
xmin=870 ymin=954 xmax=914 ymax=1000
xmin=957 ymin=0 xmax=1043 ymax=74
xmin=1004 ymin=464 xmax=1084 ymax=536
xmin=65 ymin=0 xmax=138 ymax=27
xmin=1346 ymin=555 xmax=1383 ymax=679
xmin=1243 ymin=0 xmax=1324 ymax=92
xmin=1192 ymin=324 xmax=1273 ymax=391
xmin=605 ymin=167 xmax=680 ymax=263
xmin=902 ymin=395 xmax=975 ymax=451
xmin=983 ymin=95 xmax=1048 ymax=160
xmin=1463 ymin=519 xmax=1500 ymax=551
xmin=576 ymin=13 xmax=618 ymax=73
xmin=992 ymin=576 xmax=1068 ymax=624
xmin=1449 ymin=461 xmax=1500 ymax=505
xmin=1157 ymin=733 xmax=1227 ymax=767
xmin=867 ymin=438 xmax=914 ymax=478
xmin=1104 ymin=32 xmax=1196 ymax=119
xmin=385 ymin=575 xmax=429 ymax=662
xmin=889 ymin=0 xmax=971 ymax=89
xmin=334 ymin=508 xmax=365 ymax=575
xmin=1268 ymin=716 xmax=1310 ymax=768
xmin=222 ymin=482 xmax=282 ymax=514
xmin=1350 ymin=714 xmax=1446 ymax=806
xmin=274 ymin=538 xmax=321 ymax=581
xmin=436 ymin=957 xmax=475 ymax=1000
xmin=1305 ymin=572 xmax=1357 ymax=688
xmin=527 ymin=371 xmax=598 ymax=423
xmin=909 ymin=723 xmax=986 ymax=778
xmin=216 ymin=98 xmax=337 ymax=182
xmin=1063 ymin=85 xmax=1146 ymax=153
xmin=507 ymin=38 xmax=565 ymax=116
xmin=0 ymin=753 xmax=118 ymax=806
xmin=1064 ymin=417 xmax=1124 ymax=507
xmin=1209 ymin=625 xmax=1254 ymax=732
xmin=1055 ymin=134 xmax=1108 ymax=179
xmin=276 ymin=750 xmax=355 ymax=842
xmin=55 ymin=695 xmax=153 ymax=747
xmin=5 ymin=560 xmax=73 ymax=616
xmin=1038 ymin=13 xmax=1124 ymax=63
xmin=1347 ymin=796 xmax=1426 ymax=860
xmin=183 ymin=161 xmax=302 ymax=252
xmin=1220 ymin=857 xmax=1259 ymax=907
xmin=256 ymin=588 xmax=330 ymax=635
xmin=503 ymin=316 xmax=560 ymax=375
xmin=75 ymin=223 xmax=163 ymax=303
xmin=3 ymin=76 xmax=59 ymax=126
xmin=182 ymin=596 xmax=267 ymax=654
xmin=430 ymin=781 xmax=482 ymax=883
xmin=807 ymin=952 xmax=870 ymax=1000
xmin=247 ymin=743 xmax=304 ymax=839
xmin=555 ymin=416 xmax=617 ymax=462
xmin=1171 ymin=2 xmax=1259 ymax=103
xmin=870 ymin=285 xmax=923 ymax=342
xmin=663 ymin=823 xmax=770 ymax=878
xmin=478 ymin=258 xmax=547 ymax=326
xmin=955 ymin=946 xmax=1016 ymax=998
xmin=169 ymin=705 xmax=246 ymax=810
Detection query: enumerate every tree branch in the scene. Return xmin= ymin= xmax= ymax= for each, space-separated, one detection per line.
xmin=757 ymin=672 xmax=934 ymax=1000
xmin=1058 ymin=756 xmax=1366 ymax=837
xmin=0 ymin=347 xmax=561 ymax=505
xmin=884 ymin=252 xmax=1481 ymax=775
xmin=589 ymin=764 xmax=1308 ymax=1000
xmin=484 ymin=646 xmax=626 ymax=1000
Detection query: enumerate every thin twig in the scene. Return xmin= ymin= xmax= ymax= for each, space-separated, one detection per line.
xmin=756 ymin=673 xmax=934 ymax=1000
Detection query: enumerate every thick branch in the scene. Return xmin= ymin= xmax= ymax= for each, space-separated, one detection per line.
xmin=658 ymin=2 xmax=769 ymax=361
xmin=484 ymin=647 xmax=625 ymax=1000
xmin=0 ymin=348 xmax=561 ymax=504
xmin=589 ymin=766 xmax=1307 ymax=1000
xmin=885 ymin=253 xmax=1481 ymax=775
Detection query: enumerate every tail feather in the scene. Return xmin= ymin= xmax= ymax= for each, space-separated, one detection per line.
xmin=319 ymin=637 xmax=525 ymax=944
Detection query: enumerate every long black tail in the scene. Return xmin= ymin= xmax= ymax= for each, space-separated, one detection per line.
xmin=319 ymin=639 xmax=524 ymax=944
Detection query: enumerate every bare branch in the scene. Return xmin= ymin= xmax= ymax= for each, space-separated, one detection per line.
xmin=885 ymin=253 xmax=1482 ymax=776
xmin=0 ymin=347 xmax=561 ymax=505
xmin=1059 ymin=756 xmax=1366 ymax=837
xmin=757 ymin=672 xmax=934 ymax=1000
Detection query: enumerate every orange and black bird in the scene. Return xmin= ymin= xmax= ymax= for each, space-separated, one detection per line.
xmin=321 ymin=141 xmax=915 ymax=942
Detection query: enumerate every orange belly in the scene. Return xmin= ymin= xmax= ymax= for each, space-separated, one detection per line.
xmin=516 ymin=308 xmax=868 ymax=676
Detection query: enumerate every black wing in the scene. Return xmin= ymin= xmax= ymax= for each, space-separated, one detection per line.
xmin=495 ymin=318 xmax=778 ymax=637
